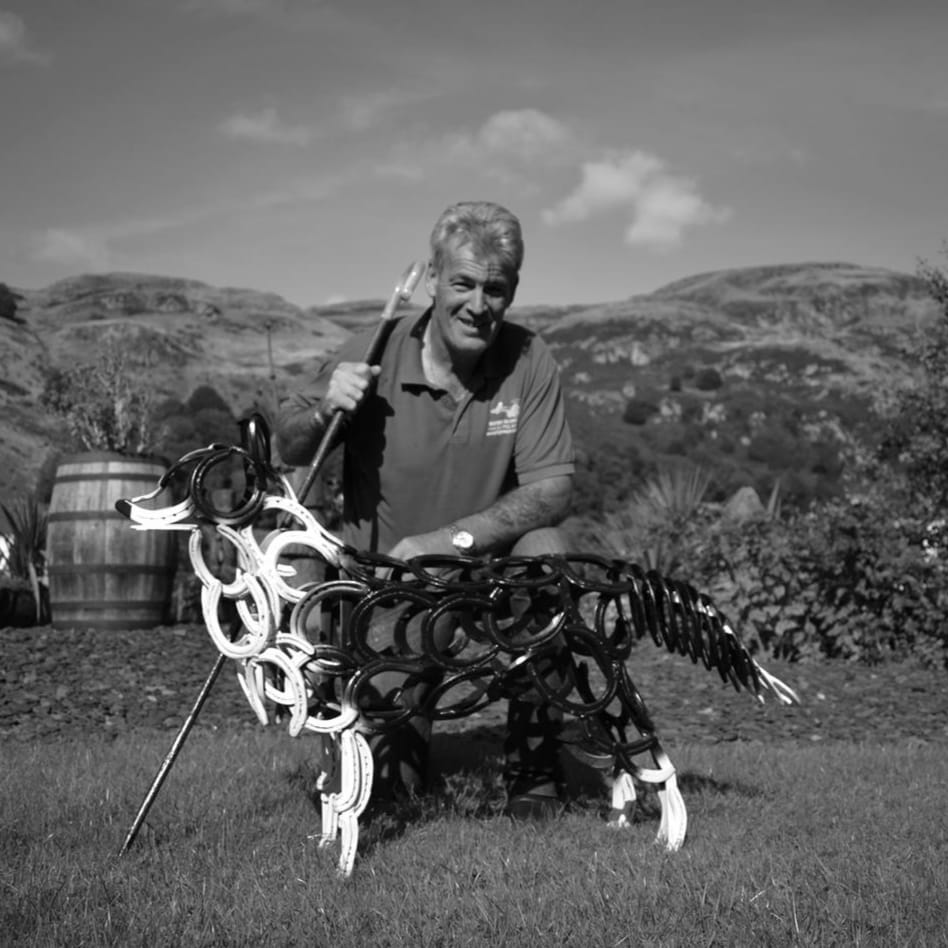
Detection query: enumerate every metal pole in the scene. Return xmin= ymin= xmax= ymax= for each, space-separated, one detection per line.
xmin=118 ymin=652 xmax=227 ymax=855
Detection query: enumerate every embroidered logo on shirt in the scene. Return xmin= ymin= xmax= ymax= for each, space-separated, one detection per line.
xmin=486 ymin=399 xmax=520 ymax=437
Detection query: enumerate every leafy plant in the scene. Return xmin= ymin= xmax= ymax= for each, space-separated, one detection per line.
xmin=878 ymin=244 xmax=948 ymax=511
xmin=0 ymin=493 xmax=48 ymax=623
xmin=40 ymin=337 xmax=156 ymax=456
xmin=679 ymin=493 xmax=948 ymax=667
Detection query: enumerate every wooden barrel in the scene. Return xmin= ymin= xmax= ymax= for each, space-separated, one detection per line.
xmin=46 ymin=453 xmax=175 ymax=630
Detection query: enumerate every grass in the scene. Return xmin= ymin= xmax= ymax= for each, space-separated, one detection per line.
xmin=3 ymin=727 xmax=946 ymax=947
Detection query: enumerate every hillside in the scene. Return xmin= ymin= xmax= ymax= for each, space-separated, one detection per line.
xmin=0 ymin=263 xmax=939 ymax=511
xmin=0 ymin=273 xmax=348 ymax=503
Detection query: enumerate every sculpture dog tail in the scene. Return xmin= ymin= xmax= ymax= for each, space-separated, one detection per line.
xmin=617 ymin=564 xmax=799 ymax=705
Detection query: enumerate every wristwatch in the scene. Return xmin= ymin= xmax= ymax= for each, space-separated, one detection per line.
xmin=448 ymin=523 xmax=476 ymax=555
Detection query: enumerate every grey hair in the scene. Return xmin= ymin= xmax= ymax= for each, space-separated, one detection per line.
xmin=428 ymin=201 xmax=524 ymax=278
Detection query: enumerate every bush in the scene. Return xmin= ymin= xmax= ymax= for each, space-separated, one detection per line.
xmin=573 ymin=443 xmax=648 ymax=517
xmin=152 ymin=394 xmax=240 ymax=467
xmin=877 ymin=246 xmax=948 ymax=511
xmin=810 ymin=440 xmax=844 ymax=477
xmin=694 ymin=366 xmax=723 ymax=391
xmin=187 ymin=384 xmax=231 ymax=414
xmin=40 ymin=338 xmax=155 ymax=456
xmin=677 ymin=498 xmax=948 ymax=667
xmin=623 ymin=398 xmax=659 ymax=426
xmin=0 ymin=283 xmax=24 ymax=323
xmin=746 ymin=430 xmax=805 ymax=470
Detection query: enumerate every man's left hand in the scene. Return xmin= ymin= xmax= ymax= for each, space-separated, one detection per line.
xmin=386 ymin=529 xmax=454 ymax=561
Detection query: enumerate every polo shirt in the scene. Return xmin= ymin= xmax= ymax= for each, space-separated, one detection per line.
xmin=285 ymin=309 xmax=575 ymax=552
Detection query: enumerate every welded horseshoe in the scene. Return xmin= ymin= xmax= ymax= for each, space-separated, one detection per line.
xmin=121 ymin=432 xmax=800 ymax=880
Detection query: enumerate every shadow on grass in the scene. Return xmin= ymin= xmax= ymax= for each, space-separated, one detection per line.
xmin=281 ymin=723 xmax=763 ymax=859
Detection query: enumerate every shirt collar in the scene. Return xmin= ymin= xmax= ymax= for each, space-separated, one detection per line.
xmin=400 ymin=308 xmax=506 ymax=390
xmin=400 ymin=309 xmax=432 ymax=387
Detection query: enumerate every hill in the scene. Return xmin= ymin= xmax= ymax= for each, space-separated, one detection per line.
xmin=528 ymin=262 xmax=938 ymax=510
xmin=0 ymin=263 xmax=939 ymax=511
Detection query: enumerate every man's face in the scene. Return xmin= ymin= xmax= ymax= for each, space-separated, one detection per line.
xmin=426 ymin=239 xmax=518 ymax=362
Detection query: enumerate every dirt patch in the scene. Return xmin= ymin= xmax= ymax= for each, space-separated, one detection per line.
xmin=2 ymin=624 xmax=946 ymax=746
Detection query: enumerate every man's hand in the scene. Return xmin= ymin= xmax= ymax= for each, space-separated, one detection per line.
xmin=386 ymin=529 xmax=454 ymax=562
xmin=325 ymin=362 xmax=381 ymax=415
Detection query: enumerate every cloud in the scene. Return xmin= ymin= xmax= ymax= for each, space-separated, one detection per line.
xmin=338 ymin=88 xmax=435 ymax=132
xmin=31 ymin=229 xmax=111 ymax=269
xmin=543 ymin=149 xmax=731 ymax=250
xmin=375 ymin=110 xmax=729 ymax=250
xmin=376 ymin=108 xmax=577 ymax=183
xmin=181 ymin=0 xmax=289 ymax=15
xmin=27 ymin=175 xmax=347 ymax=271
xmin=218 ymin=107 xmax=314 ymax=146
xmin=0 ymin=10 xmax=50 ymax=66
xmin=474 ymin=108 xmax=575 ymax=161
xmin=180 ymin=0 xmax=335 ymax=25
xmin=245 ymin=171 xmax=348 ymax=209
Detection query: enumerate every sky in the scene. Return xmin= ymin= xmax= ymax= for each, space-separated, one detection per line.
xmin=2 ymin=0 xmax=948 ymax=308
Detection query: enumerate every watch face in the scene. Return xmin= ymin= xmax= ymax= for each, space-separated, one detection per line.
xmin=452 ymin=529 xmax=475 ymax=553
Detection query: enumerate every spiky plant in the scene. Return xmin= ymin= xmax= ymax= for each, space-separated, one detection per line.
xmin=0 ymin=494 xmax=48 ymax=623
xmin=604 ymin=463 xmax=712 ymax=575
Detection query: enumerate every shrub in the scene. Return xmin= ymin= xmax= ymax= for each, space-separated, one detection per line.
xmin=810 ymin=440 xmax=844 ymax=477
xmin=623 ymin=398 xmax=659 ymax=426
xmin=186 ymin=384 xmax=231 ymax=414
xmin=40 ymin=338 xmax=155 ymax=456
xmin=694 ymin=366 xmax=723 ymax=391
xmin=0 ymin=283 xmax=25 ymax=323
xmin=877 ymin=246 xmax=948 ymax=511
xmin=746 ymin=430 xmax=804 ymax=469
xmin=677 ymin=393 xmax=704 ymax=423
xmin=678 ymin=497 xmax=948 ymax=667
xmin=152 ymin=395 xmax=240 ymax=469
xmin=573 ymin=443 xmax=648 ymax=518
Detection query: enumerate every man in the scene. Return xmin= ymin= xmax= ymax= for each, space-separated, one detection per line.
xmin=276 ymin=201 xmax=575 ymax=816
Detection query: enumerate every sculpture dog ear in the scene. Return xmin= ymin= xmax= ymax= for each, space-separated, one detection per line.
xmin=239 ymin=412 xmax=271 ymax=466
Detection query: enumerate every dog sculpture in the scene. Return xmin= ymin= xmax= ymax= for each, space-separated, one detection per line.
xmin=117 ymin=434 xmax=798 ymax=876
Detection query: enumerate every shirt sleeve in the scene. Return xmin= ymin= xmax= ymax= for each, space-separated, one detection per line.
xmin=274 ymin=330 xmax=370 ymax=464
xmin=513 ymin=334 xmax=575 ymax=485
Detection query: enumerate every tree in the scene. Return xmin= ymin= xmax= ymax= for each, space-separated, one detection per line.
xmin=0 ymin=283 xmax=25 ymax=323
xmin=878 ymin=245 xmax=948 ymax=511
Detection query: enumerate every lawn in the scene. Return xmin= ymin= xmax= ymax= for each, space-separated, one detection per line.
xmin=3 ymin=723 xmax=946 ymax=947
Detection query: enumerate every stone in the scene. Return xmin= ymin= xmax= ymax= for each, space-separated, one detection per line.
xmin=722 ymin=485 xmax=766 ymax=523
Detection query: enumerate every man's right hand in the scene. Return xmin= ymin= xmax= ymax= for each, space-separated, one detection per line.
xmin=324 ymin=362 xmax=381 ymax=415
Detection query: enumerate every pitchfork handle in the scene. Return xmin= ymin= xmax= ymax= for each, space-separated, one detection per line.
xmin=294 ymin=261 xmax=425 ymax=508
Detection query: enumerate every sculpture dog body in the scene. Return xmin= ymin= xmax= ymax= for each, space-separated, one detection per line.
xmin=118 ymin=439 xmax=798 ymax=876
